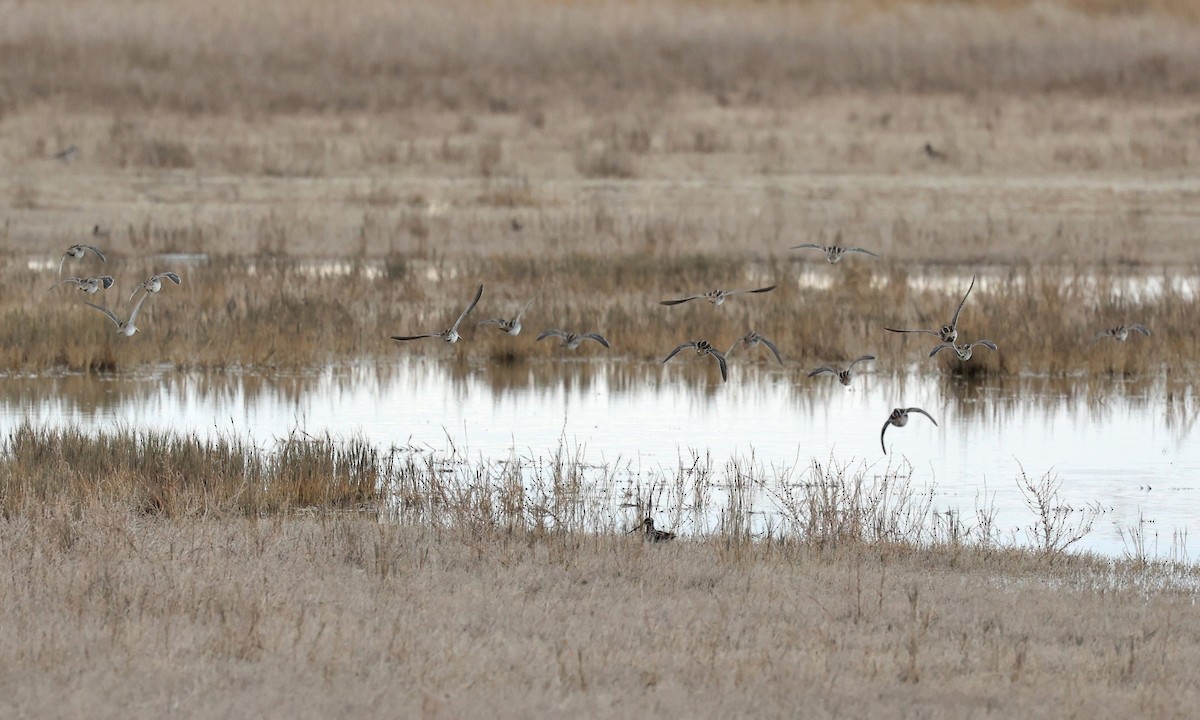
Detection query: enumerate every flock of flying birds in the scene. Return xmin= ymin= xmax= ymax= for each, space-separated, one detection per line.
xmin=51 ymin=234 xmax=1151 ymax=542
xmin=51 ymin=234 xmax=182 ymax=336
xmin=388 ymin=240 xmax=1154 ymax=542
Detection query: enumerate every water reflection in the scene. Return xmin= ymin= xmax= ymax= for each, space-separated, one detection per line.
xmin=0 ymin=359 xmax=1196 ymax=558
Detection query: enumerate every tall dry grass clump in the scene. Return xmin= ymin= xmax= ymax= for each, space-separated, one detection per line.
xmin=0 ymin=425 xmax=380 ymax=516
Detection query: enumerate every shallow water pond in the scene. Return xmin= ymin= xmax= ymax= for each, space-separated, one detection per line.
xmin=1 ymin=359 xmax=1196 ymax=559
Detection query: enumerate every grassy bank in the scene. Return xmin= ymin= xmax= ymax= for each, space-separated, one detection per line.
xmin=2 ymin=424 xmax=1198 ymax=717
xmin=1 ymin=504 xmax=1197 ymax=718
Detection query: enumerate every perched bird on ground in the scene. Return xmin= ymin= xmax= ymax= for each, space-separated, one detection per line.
xmin=923 ymin=142 xmax=947 ymax=161
xmin=628 ymin=517 xmax=676 ymax=542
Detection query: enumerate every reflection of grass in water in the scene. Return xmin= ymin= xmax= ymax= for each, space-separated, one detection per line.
xmin=3 ymin=256 xmax=1194 ymax=379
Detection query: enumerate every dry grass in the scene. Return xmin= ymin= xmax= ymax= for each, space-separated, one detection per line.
xmin=0 ymin=255 xmax=1193 ymax=377
xmin=1 ymin=0 xmax=1199 ymax=121
xmin=3 ymin=425 xmax=1197 ymax=717
xmin=2 ymin=503 xmax=1199 ymax=718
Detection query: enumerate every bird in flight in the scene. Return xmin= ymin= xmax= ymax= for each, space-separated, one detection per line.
xmin=725 ymin=332 xmax=783 ymax=365
xmin=929 ymin=339 xmax=997 ymax=361
xmin=129 ymin=272 xmax=182 ymax=303
xmin=536 ymin=329 xmax=610 ymax=349
xmin=59 ymin=243 xmax=106 ymax=276
xmin=478 ymin=299 xmax=534 ymax=336
xmin=391 ymin=285 xmax=483 ymax=343
xmin=49 ymin=275 xmax=115 ymax=294
xmin=886 ymin=274 xmax=976 ymax=344
xmin=807 ymin=355 xmax=876 ymax=386
xmin=660 ymin=285 xmax=777 ymax=307
xmin=662 ymin=340 xmax=729 ymax=382
xmin=790 ymin=243 xmax=879 ymax=264
xmin=1090 ymin=324 xmax=1151 ymax=343
xmin=880 ymin=407 xmax=938 ymax=454
xmin=85 ymin=293 xmax=151 ymax=337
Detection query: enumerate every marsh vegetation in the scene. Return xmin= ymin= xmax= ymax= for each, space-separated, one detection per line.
xmin=2 ymin=0 xmax=1199 ymax=715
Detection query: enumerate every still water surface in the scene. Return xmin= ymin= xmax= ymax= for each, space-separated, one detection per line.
xmin=2 ymin=359 xmax=1196 ymax=559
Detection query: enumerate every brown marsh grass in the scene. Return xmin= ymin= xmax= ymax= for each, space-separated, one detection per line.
xmin=1 ymin=0 xmax=1199 ymax=120
xmin=0 ymin=255 xmax=1194 ymax=378
xmin=2 ymin=425 xmax=1199 ymax=717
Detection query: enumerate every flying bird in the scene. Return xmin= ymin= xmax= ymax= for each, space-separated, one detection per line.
xmin=129 ymin=272 xmax=182 ymax=303
xmin=391 ymin=285 xmax=483 ymax=343
xmin=48 ymin=275 xmax=115 ymax=294
xmin=660 ymin=285 xmax=777 ymax=307
xmin=885 ymin=274 xmax=976 ymax=344
xmin=1090 ymin=324 xmax=1151 ymax=343
xmin=807 ymin=355 xmax=876 ymax=386
xmin=662 ymin=340 xmax=728 ymax=382
xmin=725 ymin=332 xmax=783 ymax=365
xmin=880 ymin=407 xmax=938 ymax=454
xmin=478 ymin=299 xmax=534 ymax=336
xmin=85 ymin=293 xmax=151 ymax=337
xmin=536 ymin=329 xmax=610 ymax=349
xmin=928 ymin=339 xmax=997 ymax=361
xmin=790 ymin=243 xmax=879 ymax=264
xmin=58 ymin=243 xmax=106 ymax=277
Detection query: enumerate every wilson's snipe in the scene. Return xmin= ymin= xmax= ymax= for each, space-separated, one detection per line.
xmin=886 ymin=274 xmax=976 ymax=344
xmin=1091 ymin=324 xmax=1151 ymax=343
xmin=880 ymin=407 xmax=938 ymax=454
xmin=478 ymin=299 xmax=534 ymax=336
xmin=725 ymin=331 xmax=783 ymax=365
xmin=808 ymin=355 xmax=876 ymax=386
xmin=391 ymin=285 xmax=483 ymax=344
xmin=662 ymin=340 xmax=729 ymax=382
xmin=790 ymin=243 xmax=879 ymax=264
xmin=536 ymin=329 xmax=611 ymax=349
xmin=49 ymin=275 xmax=115 ymax=294
xmin=628 ymin=517 xmax=676 ymax=542
xmin=928 ymin=339 xmax=997 ymax=361
xmin=129 ymin=272 xmax=182 ymax=303
xmin=660 ymin=285 xmax=777 ymax=306
xmin=58 ymin=243 xmax=106 ymax=277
